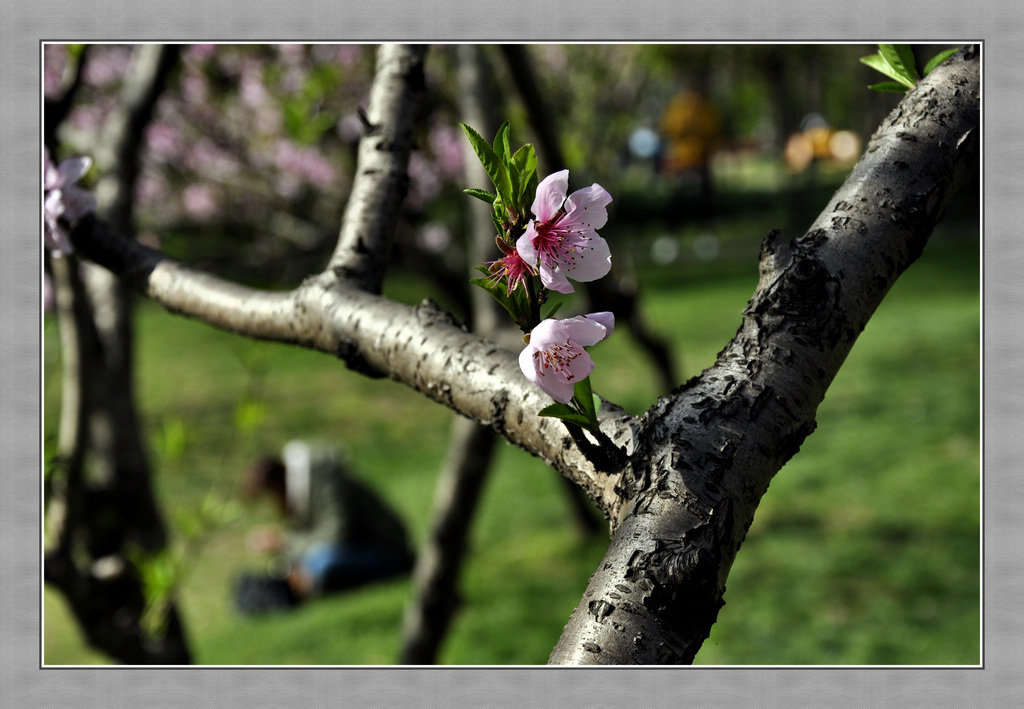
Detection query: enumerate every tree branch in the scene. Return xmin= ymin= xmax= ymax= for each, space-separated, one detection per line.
xmin=95 ymin=44 xmax=180 ymax=231
xmin=327 ymin=44 xmax=426 ymax=293
xmin=400 ymin=43 xmax=508 ymax=664
xmin=71 ymin=216 xmax=636 ymax=515
xmin=547 ymin=45 xmax=979 ymax=665
xmin=44 ymin=45 xmax=91 ymax=153
xmin=399 ymin=416 xmax=497 ymax=663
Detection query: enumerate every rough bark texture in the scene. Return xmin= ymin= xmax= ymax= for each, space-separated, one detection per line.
xmin=547 ymin=45 xmax=979 ymax=665
xmin=65 ymin=45 xmax=979 ymax=665
xmin=328 ymin=44 xmax=426 ymax=293
xmin=72 ymin=220 xmax=636 ymax=517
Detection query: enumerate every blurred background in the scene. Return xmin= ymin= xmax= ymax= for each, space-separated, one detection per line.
xmin=43 ymin=43 xmax=979 ymax=665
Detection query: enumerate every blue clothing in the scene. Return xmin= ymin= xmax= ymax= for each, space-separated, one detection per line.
xmin=303 ymin=542 xmax=413 ymax=593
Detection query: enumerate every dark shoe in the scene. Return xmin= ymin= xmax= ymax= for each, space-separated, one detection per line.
xmin=233 ymin=573 xmax=298 ymax=615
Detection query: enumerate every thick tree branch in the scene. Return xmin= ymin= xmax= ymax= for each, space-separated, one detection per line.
xmin=71 ymin=216 xmax=635 ymax=515
xmin=547 ymin=45 xmax=979 ymax=665
xmin=327 ymin=44 xmax=426 ymax=293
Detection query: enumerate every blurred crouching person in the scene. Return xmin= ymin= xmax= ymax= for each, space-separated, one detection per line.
xmin=234 ymin=440 xmax=414 ymax=614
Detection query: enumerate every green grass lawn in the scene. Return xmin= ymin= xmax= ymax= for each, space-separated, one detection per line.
xmin=42 ymin=209 xmax=980 ymax=665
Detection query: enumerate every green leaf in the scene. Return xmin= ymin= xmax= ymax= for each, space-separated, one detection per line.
xmin=923 ymin=47 xmax=958 ymax=75
xmin=507 ymin=159 xmax=521 ymax=213
xmin=461 ymin=123 xmax=514 ymax=208
xmin=491 ymin=212 xmax=506 ymax=239
xmin=461 ymin=122 xmax=495 ymax=163
xmin=493 ymin=120 xmax=511 ymax=163
xmin=859 ymin=52 xmax=890 ymax=74
xmin=573 ymin=377 xmax=598 ymax=426
xmin=878 ymin=44 xmax=920 ymax=84
xmin=464 ymin=187 xmax=498 ymax=204
xmin=538 ymin=402 xmax=595 ymax=429
xmin=523 ymin=170 xmax=539 ymax=215
xmin=471 ymin=275 xmax=532 ymax=331
xmin=511 ymin=143 xmax=538 ymax=211
xmin=538 ymin=379 xmax=603 ymax=435
xmin=859 ymin=51 xmax=916 ymax=89
xmin=868 ymin=81 xmax=911 ymax=93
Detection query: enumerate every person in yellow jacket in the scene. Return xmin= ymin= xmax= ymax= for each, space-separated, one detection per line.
xmin=659 ymin=89 xmax=721 ymax=177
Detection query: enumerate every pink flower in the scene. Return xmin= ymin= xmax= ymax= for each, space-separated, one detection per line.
xmin=44 ymin=149 xmax=96 ymax=257
xmin=485 ymin=238 xmax=535 ymax=296
xmin=182 ymin=183 xmax=218 ymax=218
xmin=519 ymin=312 xmax=615 ymax=404
xmin=516 ymin=169 xmax=612 ymax=294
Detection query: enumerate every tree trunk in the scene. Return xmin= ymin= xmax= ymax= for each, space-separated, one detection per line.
xmin=398 ymin=45 xmax=503 ymax=663
xmin=548 ymin=45 xmax=979 ymax=664
xmin=45 ymin=43 xmax=192 ymax=664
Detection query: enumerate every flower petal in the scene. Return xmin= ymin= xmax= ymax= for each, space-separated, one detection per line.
xmin=538 ymin=261 xmax=574 ymax=294
xmin=561 ymin=233 xmax=611 ymax=283
xmin=44 ymin=220 xmax=73 ymax=257
xmin=530 ymin=169 xmax=569 ymax=223
xmin=560 ymin=313 xmax=613 ymax=347
xmin=520 ymin=315 xmax=610 ymax=404
xmin=539 ymin=373 xmax=577 ymax=404
xmin=516 ymin=226 xmax=539 ymax=268
xmin=583 ymin=311 xmax=615 ymax=335
xmin=527 ymin=318 xmax=569 ymax=349
xmin=563 ymin=183 xmax=612 ymax=231
xmin=44 ymin=189 xmax=65 ymax=220
xmin=56 ymin=156 xmax=92 ymax=188
xmin=519 ymin=342 xmax=543 ymax=386
xmin=45 ymin=151 xmax=60 ymax=190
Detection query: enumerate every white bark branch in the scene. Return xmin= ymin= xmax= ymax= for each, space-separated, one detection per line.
xmin=328 ymin=44 xmax=426 ymax=293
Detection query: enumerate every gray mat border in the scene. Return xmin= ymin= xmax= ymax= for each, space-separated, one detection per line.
xmin=7 ymin=1 xmax=1019 ymax=706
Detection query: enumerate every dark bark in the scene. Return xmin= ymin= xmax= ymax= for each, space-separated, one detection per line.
xmin=45 ymin=44 xmax=192 ymax=664
xmin=548 ymin=45 xmax=979 ymax=664
xmin=399 ymin=416 xmax=497 ymax=664
xmin=44 ymin=45 xmax=91 ymax=155
xmin=47 ymin=255 xmax=192 ymax=665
